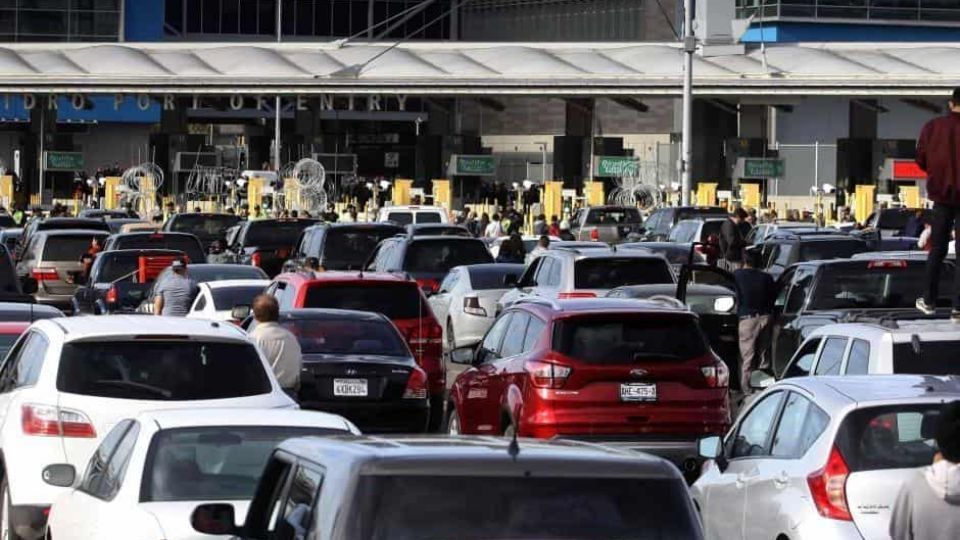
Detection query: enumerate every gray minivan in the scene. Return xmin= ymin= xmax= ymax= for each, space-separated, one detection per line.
xmin=16 ymin=229 xmax=108 ymax=309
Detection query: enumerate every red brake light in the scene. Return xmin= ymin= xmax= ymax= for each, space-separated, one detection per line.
xmin=807 ymin=446 xmax=852 ymax=521
xmin=21 ymin=404 xmax=96 ymax=438
xmin=105 ymin=285 xmax=118 ymax=305
xmin=402 ymin=368 xmax=428 ymax=399
xmin=31 ymin=268 xmax=58 ymax=282
xmin=251 ymin=252 xmax=262 ymax=267
xmin=590 ymin=228 xmax=599 ymax=241
xmin=700 ymin=361 xmax=730 ymax=388
xmin=416 ymin=278 xmax=440 ymax=294
xmin=525 ymin=360 xmax=572 ymax=389
xmin=867 ymin=260 xmax=907 ymax=269
xmin=557 ymin=292 xmax=597 ymax=299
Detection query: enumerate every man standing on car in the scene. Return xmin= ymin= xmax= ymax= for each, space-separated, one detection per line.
xmin=249 ymin=294 xmax=302 ymax=400
xmin=916 ymin=88 xmax=960 ymax=321
xmin=719 ymin=208 xmax=748 ymax=271
xmin=153 ymin=259 xmax=198 ymax=316
xmin=734 ymin=249 xmax=775 ymax=394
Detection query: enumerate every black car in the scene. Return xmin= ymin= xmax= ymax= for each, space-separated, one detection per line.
xmin=285 ymin=222 xmax=404 ymax=272
xmin=72 ymin=249 xmax=186 ymax=314
xmin=136 ymin=263 xmax=269 ymax=314
xmin=365 ymin=235 xmax=494 ymax=294
xmin=228 ymin=218 xmax=319 ymax=277
xmin=0 ymin=243 xmax=36 ymax=303
xmin=102 ymin=231 xmax=206 ymax=264
xmin=864 ymin=207 xmax=929 ymax=237
xmin=17 ymin=217 xmax=111 ymax=259
xmin=753 ymin=231 xmax=869 ymax=279
xmin=162 ymin=212 xmax=241 ymax=249
xmin=250 ymin=308 xmax=430 ymax=433
xmin=767 ymin=257 xmax=955 ymax=375
xmin=640 ymin=206 xmax=729 ymax=241
xmin=620 ymin=241 xmax=706 ymax=273
xmin=0 ymin=301 xmax=62 ymax=321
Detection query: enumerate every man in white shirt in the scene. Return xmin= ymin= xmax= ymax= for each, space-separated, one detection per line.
xmin=248 ymin=294 xmax=302 ymax=399
xmin=484 ymin=213 xmax=504 ymax=238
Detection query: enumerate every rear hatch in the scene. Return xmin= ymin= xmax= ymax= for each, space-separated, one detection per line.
xmin=571 ymin=257 xmax=674 ymax=297
xmin=242 ymin=220 xmax=317 ymax=276
xmin=581 ymin=207 xmax=643 ymax=242
xmin=320 ymin=225 xmax=403 ymax=270
xmin=545 ymin=313 xmax=728 ymax=437
xmin=400 ymin=238 xmax=493 ymax=292
xmin=166 ymin=214 xmax=240 ymax=248
xmin=38 ymin=233 xmax=107 ymax=295
xmin=836 ymin=404 xmax=942 ymax=539
xmin=113 ymin=233 xmax=205 ymax=264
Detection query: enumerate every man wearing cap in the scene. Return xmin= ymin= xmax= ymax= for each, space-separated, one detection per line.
xmin=153 ymin=259 xmax=199 ymax=316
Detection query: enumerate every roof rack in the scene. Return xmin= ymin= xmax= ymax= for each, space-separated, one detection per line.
xmin=840 ymin=311 xmax=952 ymax=329
xmin=513 ymin=297 xmax=564 ymax=311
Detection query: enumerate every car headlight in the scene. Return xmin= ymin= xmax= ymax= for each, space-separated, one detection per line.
xmin=713 ymin=296 xmax=735 ymax=313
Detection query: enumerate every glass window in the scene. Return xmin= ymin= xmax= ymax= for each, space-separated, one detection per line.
xmin=41 ymin=234 xmax=104 ymax=261
xmin=322 ymin=227 xmax=403 ymax=270
xmin=785 ymin=271 xmax=814 ymax=313
xmin=522 ymin=317 xmax=545 ymax=352
xmin=815 ymin=337 xmax=848 ymax=376
xmin=3 ymin=332 xmax=48 ymax=390
xmin=100 ymin=421 xmax=139 ymax=500
xmin=499 ymin=313 xmax=529 ymax=358
xmin=534 ymin=258 xmax=555 ymax=287
xmin=268 ymin=318 xmax=408 ymax=357
xmin=480 ymin=314 xmax=511 ymax=361
xmin=402 ymin=240 xmax=492 ymax=274
xmin=809 ymin=262 xmax=955 ymax=310
xmin=81 ymin=420 xmax=133 ymax=500
xmin=836 ymin=405 xmax=942 ymax=472
xmin=467 ymin=266 xmax=523 ymax=290
xmin=892 ymin=340 xmax=960 ymax=375
xmin=303 ymin=283 xmax=427 ymax=320
xmin=554 ymin=315 xmax=708 ymax=363
xmin=438 ymin=270 xmax=459 ymax=294
xmin=771 ymin=393 xmax=829 ymax=458
xmin=783 ymin=338 xmax=821 ymax=379
xmin=730 ymin=392 xmax=784 ymax=458
xmin=193 ymin=294 xmax=207 ymax=312
xmin=275 ymin=466 xmax=324 ymax=538
xmin=242 ymin=221 xmax=315 ymax=248
xmin=211 ymin=285 xmax=266 ymax=311
xmin=846 ymin=339 xmax=871 ymax=375
xmin=573 ymin=258 xmax=673 ymax=289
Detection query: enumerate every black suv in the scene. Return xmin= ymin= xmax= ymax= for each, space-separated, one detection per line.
xmin=365 ymin=235 xmax=493 ymax=294
xmin=285 ymin=222 xmax=403 ymax=272
xmin=227 ymin=218 xmax=319 ymax=277
xmin=767 ymin=257 xmax=955 ymax=375
xmin=641 ymin=206 xmax=729 ymax=241
xmin=754 ymin=231 xmax=869 ymax=279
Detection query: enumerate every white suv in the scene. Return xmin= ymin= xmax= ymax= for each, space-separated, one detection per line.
xmin=0 ymin=316 xmax=295 ymax=539
xmin=376 ymin=205 xmax=449 ymax=225
xmin=770 ymin=318 xmax=960 ymax=384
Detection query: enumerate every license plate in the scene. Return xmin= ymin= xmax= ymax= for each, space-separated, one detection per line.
xmin=620 ymin=383 xmax=657 ymax=402
xmin=333 ymin=378 xmax=368 ymax=397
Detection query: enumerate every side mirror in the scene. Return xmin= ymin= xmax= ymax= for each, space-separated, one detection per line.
xmin=749 ymin=370 xmax=775 ymax=390
xmin=191 ymin=503 xmax=238 ymax=536
xmin=503 ymin=273 xmax=519 ymax=288
xmin=231 ymin=304 xmax=251 ymax=321
xmin=449 ymin=346 xmax=476 ymax=365
xmin=41 ymin=464 xmax=76 ymax=488
xmin=698 ymin=436 xmax=722 ymax=460
xmin=21 ymin=277 xmax=37 ymax=295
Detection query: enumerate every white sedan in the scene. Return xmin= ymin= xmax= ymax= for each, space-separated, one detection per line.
xmin=46 ymin=408 xmax=359 ymax=540
xmin=186 ymin=279 xmax=270 ymax=321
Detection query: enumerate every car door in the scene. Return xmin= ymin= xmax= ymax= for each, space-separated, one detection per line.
xmin=813 ymin=336 xmax=849 ymax=377
xmin=532 ymin=257 xmax=560 ymax=298
xmin=456 ymin=313 xmax=511 ymax=434
xmin=771 ymin=267 xmax=814 ymax=375
xmin=491 ymin=312 xmax=530 ymax=433
xmin=429 ymin=269 xmax=459 ymax=329
xmin=702 ymin=391 xmax=786 ymax=540
xmin=271 ymin=463 xmax=325 ymax=540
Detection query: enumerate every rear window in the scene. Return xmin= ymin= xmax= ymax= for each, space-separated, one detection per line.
xmin=348 ymin=475 xmax=698 ymax=540
xmin=585 ymin=208 xmax=641 ymax=225
xmin=554 ymin=315 xmax=708 ymax=363
xmin=798 ymin=240 xmax=867 ymax=262
xmin=468 ymin=266 xmax=523 ymax=290
xmin=892 ymin=341 xmax=960 ymax=375
xmin=243 ymin=221 xmax=314 ymax=247
xmin=415 ymin=213 xmax=442 ymax=224
xmin=42 ymin=234 xmax=104 ymax=260
xmin=277 ymin=318 xmax=408 ymax=356
xmin=303 ymin=283 xmax=426 ymax=320
xmin=323 ymin=228 xmax=401 ymax=270
xmin=836 ymin=404 xmax=941 ymax=472
xmin=810 ymin=263 xmax=955 ymax=310
xmin=386 ymin=212 xmax=413 ymax=225
xmin=115 ymin=235 xmax=203 ymax=261
xmin=211 ymin=285 xmax=266 ymax=311
xmin=402 ymin=240 xmax=493 ymax=273
xmin=56 ymin=341 xmax=271 ymax=400
xmin=92 ymin=254 xmax=141 ymax=282
xmin=187 ymin=266 xmax=267 ymax=282
xmin=168 ymin=214 xmax=240 ymax=240
xmin=700 ymin=221 xmax=723 ymax=241
xmin=574 ymin=258 xmax=673 ymax=289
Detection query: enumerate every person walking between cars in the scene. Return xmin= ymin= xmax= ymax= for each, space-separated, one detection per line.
xmin=889 ymin=400 xmax=960 ymax=540
xmin=733 ymin=249 xmax=775 ymax=394
xmin=719 ymin=207 xmax=748 ymax=271
xmin=916 ymin=88 xmax=960 ymax=322
xmin=248 ymin=294 xmax=302 ymax=400
xmin=153 ymin=259 xmax=199 ymax=316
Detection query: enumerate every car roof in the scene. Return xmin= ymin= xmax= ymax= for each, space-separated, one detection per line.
xmin=403 ymin=235 xmax=484 ymax=243
xmin=277 ymin=270 xmax=412 ymax=285
xmin=136 ymin=408 xmax=354 ymax=432
xmin=381 ymin=205 xmax=445 ymax=212
xmin=548 ymin=248 xmax=664 ymax=261
xmin=810 ymin=320 xmax=960 ymax=340
xmin=307 ymin=222 xmax=402 ymax=231
xmin=778 ymin=375 xmax=960 ymax=406
xmin=513 ymin=297 xmax=690 ymax=317
xmin=33 ymin=315 xmax=248 ymax=342
xmin=201 ymin=279 xmax=271 ymax=290
xmin=32 ymin=229 xmax=110 ymax=238
xmin=0 ymin=302 xmax=63 ymax=319
xmin=110 ymin=231 xmax=196 ymax=238
xmin=278 ymin=308 xmax=389 ymax=322
xmin=612 ymin=283 xmax=731 ymax=297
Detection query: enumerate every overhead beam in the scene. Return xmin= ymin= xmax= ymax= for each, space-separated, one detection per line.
xmin=611 ymin=97 xmax=649 ymax=113
xmin=901 ymin=98 xmax=943 ymax=115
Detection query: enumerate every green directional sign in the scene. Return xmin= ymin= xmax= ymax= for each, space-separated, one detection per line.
xmin=595 ymin=156 xmax=640 ymax=178
xmin=453 ymin=155 xmax=497 ymax=176
xmin=44 ymin=151 xmax=84 ymax=171
xmin=743 ymin=158 xmax=785 ymax=178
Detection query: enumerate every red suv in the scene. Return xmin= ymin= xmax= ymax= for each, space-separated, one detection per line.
xmin=269 ymin=271 xmax=445 ymax=428
xmin=446 ymin=298 xmax=730 ymax=469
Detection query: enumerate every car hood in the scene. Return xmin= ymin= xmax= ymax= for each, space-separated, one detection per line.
xmin=141 ymin=500 xmax=252 ymax=540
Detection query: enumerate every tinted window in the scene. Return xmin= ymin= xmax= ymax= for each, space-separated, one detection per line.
xmin=892 ymin=341 xmax=960 ymax=375
xmin=167 ymin=214 xmax=240 ymax=242
xmin=92 ymin=253 xmax=146 ymax=282
xmin=798 ymin=240 xmax=867 ymax=262
xmin=783 ymin=338 xmax=821 ymax=378
xmin=13 ymin=332 xmax=47 ymax=388
xmin=730 ymin=392 xmax=784 ymax=458
xmin=785 ymin=271 xmax=814 ymax=313
xmin=0 ymin=335 xmax=19 ymax=360
xmin=815 ymin=337 xmax=847 ymax=376
xmin=114 ymin=235 xmax=204 ymax=262
xmin=847 ymin=339 xmax=871 ymax=375
xmin=574 ymin=258 xmax=673 ymax=289
xmin=143 ymin=426 xmax=338 ymax=502
xmin=81 ymin=420 xmax=136 ymax=500
xmin=386 ymin=212 xmax=413 ymax=225
xmin=771 ymin=393 xmax=829 ymax=458
xmin=277 ymin=466 xmax=324 ymax=536
xmin=303 ymin=283 xmax=427 ymax=320
xmin=42 ymin=234 xmax=104 ymax=260
xmin=499 ymin=313 xmax=529 ymax=358
xmin=57 ymin=341 xmax=271 ymax=400
xmin=243 ymin=221 xmax=315 ymax=247
xmin=273 ymin=318 xmax=408 ymax=356
xmin=481 ymin=314 xmax=511 ymax=360
xmin=211 ymin=285 xmax=266 ymax=310
xmin=323 ymin=228 xmax=403 ymax=270
xmin=415 ymin=213 xmax=442 ymax=224
xmin=699 ymin=221 xmax=723 ymax=242
xmin=348 ymin=475 xmax=698 ymax=540
xmin=836 ymin=405 xmax=940 ymax=472
xmin=810 ymin=263 xmax=955 ymax=310
xmin=585 ymin=208 xmax=641 ymax=225
xmin=402 ymin=240 xmax=493 ymax=273
xmin=554 ymin=315 xmax=707 ymax=363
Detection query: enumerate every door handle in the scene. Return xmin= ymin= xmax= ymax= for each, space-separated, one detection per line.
xmin=774 ymin=472 xmax=789 ymax=488
xmin=735 ymin=473 xmax=746 ymax=488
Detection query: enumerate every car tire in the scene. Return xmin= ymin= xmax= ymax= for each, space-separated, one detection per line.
xmin=1 ymin=477 xmax=21 ymax=540
xmin=444 ymin=404 xmax=461 ymax=435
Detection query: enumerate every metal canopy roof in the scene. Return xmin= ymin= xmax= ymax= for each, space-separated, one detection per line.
xmin=0 ymin=41 xmax=955 ymax=96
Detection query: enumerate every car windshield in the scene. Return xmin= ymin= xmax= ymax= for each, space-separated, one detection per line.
xmin=57 ymin=341 xmax=271 ymax=400
xmin=585 ymin=208 xmax=641 ymax=225
xmin=323 ymin=228 xmax=402 ymax=270
xmin=402 ymin=240 xmax=493 ymax=274
xmin=211 ymin=286 xmax=266 ymax=311
xmin=468 ymin=266 xmax=524 ymax=290
xmin=347 ymin=474 xmax=698 ymax=540
xmin=168 ymin=214 xmax=240 ymax=241
xmin=554 ymin=315 xmax=708 ymax=363
xmin=243 ymin=221 xmax=314 ymax=248
xmin=42 ymin=234 xmax=104 ymax=261
xmin=892 ymin=341 xmax=960 ymax=375
xmin=836 ymin=404 xmax=941 ymax=472
xmin=574 ymin=258 xmax=673 ymax=289
xmin=303 ymin=283 xmax=427 ymax=320
xmin=798 ymin=240 xmax=867 ymax=262
xmin=274 ymin=318 xmax=408 ymax=356
xmin=142 ymin=426 xmax=343 ymax=502
xmin=809 ymin=263 xmax=954 ymax=310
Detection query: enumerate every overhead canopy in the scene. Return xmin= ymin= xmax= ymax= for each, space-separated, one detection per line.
xmin=0 ymin=41 xmax=956 ymax=96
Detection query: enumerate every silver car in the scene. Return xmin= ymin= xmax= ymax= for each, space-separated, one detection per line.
xmin=15 ymin=229 xmax=108 ymax=310
xmin=693 ymin=375 xmax=958 ymax=540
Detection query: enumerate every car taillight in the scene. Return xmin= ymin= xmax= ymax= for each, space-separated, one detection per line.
xmin=105 ymin=285 xmax=118 ymax=305
xmin=250 ymin=252 xmax=262 ymax=267
xmin=590 ymin=228 xmax=599 ymax=241
xmin=807 ymin=446 xmax=852 ymax=521
xmin=700 ymin=361 xmax=729 ymax=388
xmin=557 ymin=292 xmax=596 ymax=299
xmin=22 ymin=404 xmax=96 ymax=438
xmin=407 ymin=320 xmax=443 ymax=346
xmin=416 ymin=278 xmax=440 ymax=294
xmin=463 ymin=295 xmax=487 ymax=317
xmin=402 ymin=368 xmax=428 ymax=399
xmin=525 ymin=360 xmax=571 ymax=389
xmin=867 ymin=260 xmax=907 ymax=269
xmin=31 ymin=268 xmax=58 ymax=282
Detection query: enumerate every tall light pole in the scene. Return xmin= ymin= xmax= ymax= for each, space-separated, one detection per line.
xmin=275 ymin=1 xmax=282 ymax=184
xmin=680 ymin=0 xmax=694 ymax=206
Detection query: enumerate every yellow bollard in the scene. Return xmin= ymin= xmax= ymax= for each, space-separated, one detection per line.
xmin=103 ymin=177 xmax=122 ymax=210
xmin=741 ymin=183 xmax=761 ymax=210
xmin=584 ymin=181 xmax=604 ymax=206
xmin=854 ymin=185 xmax=876 ymax=225
xmin=697 ymin=183 xmax=718 ymax=207
xmin=899 ymin=185 xmax=921 ymax=210
xmin=393 ymin=179 xmax=413 ymax=206
xmin=432 ymin=179 xmax=451 ymax=212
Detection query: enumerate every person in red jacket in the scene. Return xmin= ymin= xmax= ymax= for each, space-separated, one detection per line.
xmin=916 ymin=87 xmax=960 ymax=321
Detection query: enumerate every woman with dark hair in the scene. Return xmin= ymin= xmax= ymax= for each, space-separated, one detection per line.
xmin=496 ymin=233 xmax=526 ymax=264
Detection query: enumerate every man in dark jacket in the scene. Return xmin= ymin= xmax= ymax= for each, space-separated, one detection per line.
xmin=719 ymin=207 xmax=747 ymax=271
xmin=915 ymin=88 xmax=960 ymax=321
